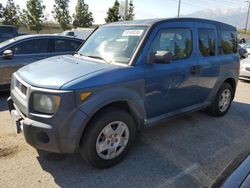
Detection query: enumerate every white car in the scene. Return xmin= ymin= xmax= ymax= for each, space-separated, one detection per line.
xmin=240 ymin=57 xmax=250 ymax=81
xmin=243 ymin=41 xmax=250 ymax=54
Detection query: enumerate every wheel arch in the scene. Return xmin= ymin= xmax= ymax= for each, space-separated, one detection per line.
xmin=223 ymin=77 xmax=237 ymax=98
xmin=76 ymin=86 xmax=146 ymax=148
xmin=78 ymin=99 xmax=145 ymax=147
xmin=209 ymin=75 xmax=238 ymax=104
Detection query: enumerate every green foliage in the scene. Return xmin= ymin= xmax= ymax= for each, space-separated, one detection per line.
xmin=23 ymin=0 xmax=45 ymax=33
xmin=52 ymin=0 xmax=71 ymax=31
xmin=2 ymin=0 xmax=21 ymax=26
xmin=20 ymin=9 xmax=29 ymax=28
xmin=73 ymin=0 xmax=94 ymax=28
xmin=125 ymin=0 xmax=134 ymax=21
xmin=105 ymin=0 xmax=121 ymax=23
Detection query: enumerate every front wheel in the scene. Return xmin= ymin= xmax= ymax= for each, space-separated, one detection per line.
xmin=80 ymin=107 xmax=136 ymax=169
xmin=208 ymin=82 xmax=233 ymax=117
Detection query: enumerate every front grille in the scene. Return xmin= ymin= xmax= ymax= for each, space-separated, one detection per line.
xmin=246 ymin=67 xmax=250 ymax=71
xmin=14 ymin=77 xmax=28 ymax=97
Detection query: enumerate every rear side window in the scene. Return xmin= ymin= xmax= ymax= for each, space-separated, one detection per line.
xmin=54 ymin=39 xmax=82 ymax=52
xmin=220 ymin=31 xmax=237 ymax=54
xmin=149 ymin=28 xmax=193 ymax=61
xmin=198 ymin=28 xmax=216 ymax=57
xmin=10 ymin=39 xmax=49 ymax=54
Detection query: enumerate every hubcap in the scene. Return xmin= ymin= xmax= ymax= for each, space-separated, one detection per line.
xmin=219 ymin=89 xmax=231 ymax=112
xmin=96 ymin=121 xmax=129 ymax=160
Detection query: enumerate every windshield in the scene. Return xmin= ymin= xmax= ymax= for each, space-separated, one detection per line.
xmin=78 ymin=26 xmax=147 ymax=64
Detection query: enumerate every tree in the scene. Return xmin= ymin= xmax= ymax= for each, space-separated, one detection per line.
xmin=125 ymin=0 xmax=134 ymax=20
xmin=23 ymin=0 xmax=46 ymax=33
xmin=73 ymin=0 xmax=94 ymax=28
xmin=0 ymin=3 xmax=4 ymax=19
xmin=20 ymin=9 xmax=29 ymax=28
xmin=2 ymin=0 xmax=20 ymax=26
xmin=105 ymin=0 xmax=121 ymax=23
xmin=52 ymin=0 xmax=71 ymax=31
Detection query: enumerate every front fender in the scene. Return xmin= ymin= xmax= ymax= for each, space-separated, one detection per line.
xmin=76 ymin=79 xmax=146 ymax=127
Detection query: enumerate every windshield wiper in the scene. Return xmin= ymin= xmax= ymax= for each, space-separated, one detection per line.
xmin=87 ymin=55 xmax=109 ymax=63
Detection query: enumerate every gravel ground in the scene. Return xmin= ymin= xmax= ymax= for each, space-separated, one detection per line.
xmin=0 ymin=81 xmax=250 ymax=188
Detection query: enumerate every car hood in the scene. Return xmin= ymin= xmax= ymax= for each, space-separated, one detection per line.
xmin=16 ymin=55 xmax=116 ymax=89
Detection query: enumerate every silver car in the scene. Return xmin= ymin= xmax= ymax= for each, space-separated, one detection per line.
xmin=240 ymin=57 xmax=250 ymax=81
xmin=0 ymin=34 xmax=83 ymax=90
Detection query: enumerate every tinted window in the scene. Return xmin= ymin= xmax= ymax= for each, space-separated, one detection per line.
xmin=220 ymin=31 xmax=237 ymax=54
xmin=10 ymin=39 xmax=49 ymax=54
xmin=54 ymin=39 xmax=81 ymax=52
xmin=198 ymin=28 xmax=216 ymax=57
xmin=149 ymin=28 xmax=192 ymax=61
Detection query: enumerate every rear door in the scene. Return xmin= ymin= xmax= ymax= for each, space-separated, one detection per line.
xmin=0 ymin=38 xmax=50 ymax=85
xmin=195 ymin=23 xmax=221 ymax=103
xmin=52 ymin=38 xmax=82 ymax=56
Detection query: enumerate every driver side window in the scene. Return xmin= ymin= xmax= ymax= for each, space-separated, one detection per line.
xmin=9 ymin=39 xmax=49 ymax=55
xmin=149 ymin=28 xmax=193 ymax=62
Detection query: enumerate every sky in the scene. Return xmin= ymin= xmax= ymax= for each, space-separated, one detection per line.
xmin=1 ymin=0 xmax=248 ymax=24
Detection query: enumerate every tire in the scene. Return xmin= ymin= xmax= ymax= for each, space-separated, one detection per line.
xmin=208 ymin=82 xmax=233 ymax=117
xmin=80 ymin=107 xmax=136 ymax=169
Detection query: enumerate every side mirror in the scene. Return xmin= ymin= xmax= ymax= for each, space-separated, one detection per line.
xmin=148 ymin=51 xmax=173 ymax=64
xmin=3 ymin=49 xmax=13 ymax=59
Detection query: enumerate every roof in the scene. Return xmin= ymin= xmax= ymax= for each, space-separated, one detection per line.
xmin=13 ymin=34 xmax=82 ymax=40
xmin=0 ymin=34 xmax=84 ymax=49
xmin=103 ymin=17 xmax=236 ymax=30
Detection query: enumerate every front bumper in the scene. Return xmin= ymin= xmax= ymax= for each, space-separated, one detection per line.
xmin=8 ymin=81 xmax=90 ymax=153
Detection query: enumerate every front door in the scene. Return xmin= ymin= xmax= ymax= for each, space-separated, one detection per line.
xmin=0 ymin=38 xmax=50 ymax=86
xmin=144 ymin=24 xmax=201 ymax=118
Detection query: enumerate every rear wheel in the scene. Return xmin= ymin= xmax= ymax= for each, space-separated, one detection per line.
xmin=80 ymin=107 xmax=136 ymax=169
xmin=208 ymin=82 xmax=233 ymax=117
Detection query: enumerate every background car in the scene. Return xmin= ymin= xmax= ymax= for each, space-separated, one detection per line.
xmin=60 ymin=28 xmax=94 ymax=40
xmin=239 ymin=38 xmax=247 ymax=46
xmin=238 ymin=45 xmax=248 ymax=59
xmin=0 ymin=34 xmax=83 ymax=90
xmin=240 ymin=57 xmax=250 ymax=81
xmin=242 ymin=41 xmax=250 ymax=54
xmin=0 ymin=25 xmax=19 ymax=42
xmin=210 ymin=153 xmax=250 ymax=188
xmin=61 ymin=30 xmax=76 ymax=37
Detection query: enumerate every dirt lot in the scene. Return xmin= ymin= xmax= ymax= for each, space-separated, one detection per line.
xmin=0 ymin=81 xmax=250 ymax=188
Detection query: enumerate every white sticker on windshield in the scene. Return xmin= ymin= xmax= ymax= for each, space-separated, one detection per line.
xmin=122 ymin=30 xmax=144 ymax=36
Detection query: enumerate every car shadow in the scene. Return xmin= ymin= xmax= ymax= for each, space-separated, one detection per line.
xmin=239 ymin=79 xmax=250 ymax=84
xmin=36 ymin=139 xmax=201 ymax=188
xmin=36 ymin=101 xmax=250 ymax=188
xmin=0 ymin=91 xmax=10 ymax=112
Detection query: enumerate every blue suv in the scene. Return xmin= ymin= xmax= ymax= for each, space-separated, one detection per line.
xmin=8 ymin=18 xmax=240 ymax=168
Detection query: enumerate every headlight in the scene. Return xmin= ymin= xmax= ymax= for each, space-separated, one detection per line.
xmin=33 ymin=93 xmax=60 ymax=114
